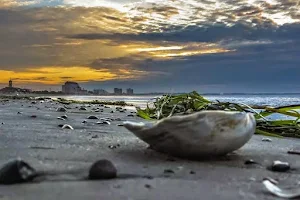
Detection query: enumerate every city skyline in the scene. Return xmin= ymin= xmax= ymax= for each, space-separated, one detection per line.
xmin=0 ymin=1 xmax=300 ymax=93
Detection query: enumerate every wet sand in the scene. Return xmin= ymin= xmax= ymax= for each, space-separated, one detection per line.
xmin=0 ymin=98 xmax=300 ymax=200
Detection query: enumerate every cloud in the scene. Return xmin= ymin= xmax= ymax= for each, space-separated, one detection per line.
xmin=1 ymin=0 xmax=300 ymax=92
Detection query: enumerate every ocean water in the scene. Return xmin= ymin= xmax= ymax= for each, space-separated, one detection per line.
xmin=49 ymin=94 xmax=300 ymax=120
xmin=51 ymin=94 xmax=300 ymax=108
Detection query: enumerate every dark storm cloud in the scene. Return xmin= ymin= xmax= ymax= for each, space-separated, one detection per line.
xmin=68 ymin=22 xmax=300 ymax=43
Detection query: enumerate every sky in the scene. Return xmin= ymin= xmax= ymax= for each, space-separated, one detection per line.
xmin=0 ymin=0 xmax=300 ymax=93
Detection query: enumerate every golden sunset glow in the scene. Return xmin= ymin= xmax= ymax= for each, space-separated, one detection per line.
xmin=0 ymin=66 xmax=148 ymax=85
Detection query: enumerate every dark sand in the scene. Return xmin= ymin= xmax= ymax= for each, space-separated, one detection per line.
xmin=0 ymin=98 xmax=300 ymax=200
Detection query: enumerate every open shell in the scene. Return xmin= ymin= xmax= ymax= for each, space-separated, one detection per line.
xmin=123 ymin=110 xmax=256 ymax=158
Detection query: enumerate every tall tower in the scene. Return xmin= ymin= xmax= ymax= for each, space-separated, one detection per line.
xmin=9 ymin=79 xmax=12 ymax=88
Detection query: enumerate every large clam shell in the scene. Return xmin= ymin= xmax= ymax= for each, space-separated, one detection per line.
xmin=123 ymin=110 xmax=256 ymax=158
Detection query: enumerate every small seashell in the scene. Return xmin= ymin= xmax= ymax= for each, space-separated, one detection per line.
xmin=62 ymin=124 xmax=74 ymax=130
xmin=97 ymin=121 xmax=110 ymax=125
xmin=270 ymin=160 xmax=290 ymax=172
xmin=263 ymin=179 xmax=300 ymax=198
xmin=0 ymin=159 xmax=37 ymax=185
xmin=87 ymin=116 xmax=99 ymax=120
xmin=123 ymin=110 xmax=256 ymax=158
xmin=262 ymin=138 xmax=272 ymax=142
xmin=57 ymin=117 xmax=65 ymax=120
xmin=56 ymin=107 xmax=67 ymax=112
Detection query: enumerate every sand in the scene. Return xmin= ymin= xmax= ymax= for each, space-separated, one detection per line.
xmin=0 ymin=98 xmax=300 ymax=200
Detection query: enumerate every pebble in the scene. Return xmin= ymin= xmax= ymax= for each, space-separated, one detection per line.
xmin=0 ymin=159 xmax=37 ymax=185
xmin=144 ymin=184 xmax=152 ymax=189
xmin=30 ymin=115 xmax=37 ymax=118
xmin=270 ymin=160 xmax=290 ymax=172
xmin=62 ymin=124 xmax=74 ymax=130
xmin=127 ymin=114 xmax=135 ymax=117
xmin=108 ymin=145 xmax=117 ymax=149
xmin=115 ymin=118 xmax=122 ymax=121
xmin=244 ymin=159 xmax=258 ymax=165
xmin=88 ymin=159 xmax=117 ymax=180
xmin=17 ymin=112 xmax=22 ymax=114
xmin=56 ymin=107 xmax=67 ymax=112
xmin=117 ymin=124 xmax=124 ymax=126
xmin=190 ymin=171 xmax=196 ymax=174
xmin=110 ymin=111 xmax=114 ymax=113
xmin=79 ymin=107 xmax=87 ymax=111
xmin=262 ymin=138 xmax=272 ymax=142
xmin=82 ymin=120 xmax=87 ymax=124
xmin=87 ymin=116 xmax=99 ymax=120
xmin=104 ymin=106 xmax=110 ymax=108
xmin=58 ymin=124 xmax=64 ymax=128
xmin=164 ymin=169 xmax=175 ymax=174
xmin=91 ymin=135 xmax=99 ymax=139
xmin=61 ymin=115 xmax=68 ymax=119
xmin=287 ymin=150 xmax=300 ymax=155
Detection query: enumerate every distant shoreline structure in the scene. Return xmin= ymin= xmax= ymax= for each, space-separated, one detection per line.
xmin=2 ymin=80 xmax=300 ymax=96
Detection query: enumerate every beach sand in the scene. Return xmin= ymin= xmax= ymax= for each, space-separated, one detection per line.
xmin=0 ymin=98 xmax=300 ymax=199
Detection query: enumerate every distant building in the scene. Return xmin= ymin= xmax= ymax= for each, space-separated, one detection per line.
xmin=114 ymin=88 xmax=122 ymax=95
xmin=9 ymin=79 xmax=12 ymax=88
xmin=93 ymin=89 xmax=109 ymax=95
xmin=0 ymin=79 xmax=31 ymax=94
xmin=126 ymin=88 xmax=134 ymax=95
xmin=62 ymin=81 xmax=87 ymax=95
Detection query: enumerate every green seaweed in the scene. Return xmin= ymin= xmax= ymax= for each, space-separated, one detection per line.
xmin=136 ymin=91 xmax=300 ymax=138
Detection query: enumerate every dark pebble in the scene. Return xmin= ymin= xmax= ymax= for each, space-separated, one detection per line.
xmin=82 ymin=120 xmax=87 ymax=124
xmin=145 ymin=184 xmax=152 ymax=189
xmin=58 ymin=124 xmax=64 ymax=127
xmin=61 ymin=115 xmax=68 ymax=119
xmin=30 ymin=115 xmax=37 ymax=118
xmin=87 ymin=116 xmax=99 ymax=120
xmin=164 ymin=169 xmax=175 ymax=174
xmin=0 ymin=159 xmax=37 ymax=185
xmin=244 ymin=159 xmax=257 ymax=165
xmin=108 ymin=145 xmax=117 ymax=149
xmin=92 ymin=135 xmax=99 ymax=139
xmin=79 ymin=107 xmax=87 ymax=111
xmin=117 ymin=124 xmax=124 ymax=126
xmin=143 ymin=175 xmax=154 ymax=179
xmin=287 ymin=150 xmax=300 ymax=155
xmin=1 ymin=122 xmax=4 ymax=125
xmin=17 ymin=112 xmax=22 ymax=114
xmin=190 ymin=171 xmax=196 ymax=174
xmin=110 ymin=111 xmax=114 ymax=113
xmin=88 ymin=159 xmax=117 ymax=180
xmin=270 ymin=160 xmax=290 ymax=172
xmin=127 ymin=114 xmax=134 ymax=117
